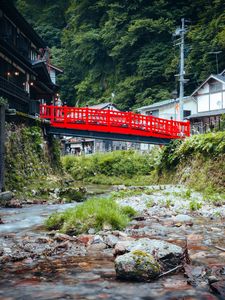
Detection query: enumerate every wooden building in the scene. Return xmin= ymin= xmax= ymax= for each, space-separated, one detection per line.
xmin=188 ymin=73 xmax=225 ymax=133
xmin=0 ymin=0 xmax=62 ymax=115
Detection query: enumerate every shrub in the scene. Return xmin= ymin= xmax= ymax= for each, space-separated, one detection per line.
xmin=61 ymin=150 xmax=158 ymax=181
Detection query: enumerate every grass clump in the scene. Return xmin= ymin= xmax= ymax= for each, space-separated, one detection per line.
xmin=121 ymin=205 xmax=137 ymax=218
xmin=45 ymin=197 xmax=136 ymax=235
xmin=189 ymin=199 xmax=202 ymax=211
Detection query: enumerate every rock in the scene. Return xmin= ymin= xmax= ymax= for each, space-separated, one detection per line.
xmin=210 ymin=280 xmax=225 ymax=297
xmin=54 ymin=233 xmax=76 ymax=242
xmin=35 ymin=236 xmax=53 ymax=244
xmin=208 ymin=276 xmax=219 ymax=284
xmin=91 ymin=235 xmax=104 ymax=244
xmin=187 ymin=234 xmax=204 ymax=241
xmin=104 ymin=234 xmax=119 ymax=248
xmin=77 ymin=235 xmax=94 ymax=246
xmin=5 ymin=199 xmax=22 ymax=208
xmin=133 ymin=216 xmax=146 ymax=221
xmin=59 ymin=187 xmax=86 ymax=202
xmin=88 ymin=228 xmax=96 ymax=234
xmin=115 ymin=250 xmax=160 ymax=281
xmin=114 ymin=238 xmax=183 ymax=270
xmin=87 ymin=242 xmax=107 ymax=252
xmin=190 ymin=251 xmax=207 ymax=260
xmin=112 ymin=231 xmax=128 ymax=238
xmin=173 ymin=214 xmax=193 ymax=223
xmin=102 ymin=223 xmax=112 ymax=231
xmin=0 ymin=191 xmax=13 ymax=204
xmin=112 ymin=185 xmax=126 ymax=191
xmin=113 ymin=241 xmax=133 ymax=256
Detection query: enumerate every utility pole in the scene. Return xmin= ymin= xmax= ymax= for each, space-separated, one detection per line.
xmin=179 ymin=18 xmax=185 ymax=121
xmin=174 ymin=18 xmax=188 ymax=121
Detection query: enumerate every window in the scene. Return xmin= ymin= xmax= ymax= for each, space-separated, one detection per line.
xmin=184 ymin=110 xmax=191 ymax=118
xmin=146 ymin=110 xmax=159 ymax=117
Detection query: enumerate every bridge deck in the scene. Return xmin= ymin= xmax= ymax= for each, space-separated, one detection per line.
xmin=40 ymin=105 xmax=190 ymax=143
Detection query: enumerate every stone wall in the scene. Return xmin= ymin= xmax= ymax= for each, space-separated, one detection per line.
xmin=5 ymin=122 xmax=62 ymax=191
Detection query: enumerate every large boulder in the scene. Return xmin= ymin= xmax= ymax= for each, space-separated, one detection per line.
xmin=114 ymin=238 xmax=183 ymax=271
xmin=115 ymin=250 xmax=160 ymax=281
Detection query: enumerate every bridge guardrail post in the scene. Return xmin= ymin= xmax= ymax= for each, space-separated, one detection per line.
xmin=50 ymin=105 xmax=54 ymax=124
xmin=86 ymin=108 xmax=89 ymax=125
xmin=64 ymin=106 xmax=68 ymax=125
xmin=128 ymin=111 xmax=132 ymax=129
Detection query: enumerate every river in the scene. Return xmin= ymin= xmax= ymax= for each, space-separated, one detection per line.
xmin=0 ymin=184 xmax=224 ymax=300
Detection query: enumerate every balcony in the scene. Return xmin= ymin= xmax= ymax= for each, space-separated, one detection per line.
xmin=0 ymin=75 xmax=30 ymax=103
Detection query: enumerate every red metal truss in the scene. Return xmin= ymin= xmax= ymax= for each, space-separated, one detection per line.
xmin=39 ymin=105 xmax=190 ymax=140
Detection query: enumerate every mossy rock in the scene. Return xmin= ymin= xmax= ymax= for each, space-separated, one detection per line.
xmin=59 ymin=187 xmax=86 ymax=202
xmin=115 ymin=250 xmax=160 ymax=281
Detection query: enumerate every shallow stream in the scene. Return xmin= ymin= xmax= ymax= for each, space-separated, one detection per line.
xmin=0 ymin=184 xmax=224 ymax=300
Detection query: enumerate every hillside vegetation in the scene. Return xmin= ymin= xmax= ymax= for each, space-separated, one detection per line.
xmin=16 ymin=0 xmax=225 ymax=110
xmin=62 ymin=131 xmax=225 ymax=192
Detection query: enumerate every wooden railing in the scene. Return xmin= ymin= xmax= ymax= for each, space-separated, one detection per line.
xmin=0 ymin=76 xmax=29 ymax=102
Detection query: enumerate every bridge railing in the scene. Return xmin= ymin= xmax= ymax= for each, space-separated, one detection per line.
xmin=40 ymin=105 xmax=190 ymax=139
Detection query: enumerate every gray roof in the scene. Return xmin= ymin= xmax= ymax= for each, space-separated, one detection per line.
xmin=192 ymin=74 xmax=225 ymax=96
xmin=89 ymin=103 xmax=118 ymax=110
xmin=187 ymin=109 xmax=225 ymax=119
xmin=137 ymin=96 xmax=190 ymax=111
xmin=213 ymin=74 xmax=225 ymax=83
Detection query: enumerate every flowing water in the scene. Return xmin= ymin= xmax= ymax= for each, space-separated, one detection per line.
xmin=0 ymin=184 xmax=224 ymax=300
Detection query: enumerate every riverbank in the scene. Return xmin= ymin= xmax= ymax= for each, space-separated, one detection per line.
xmin=62 ymin=131 xmax=225 ymax=193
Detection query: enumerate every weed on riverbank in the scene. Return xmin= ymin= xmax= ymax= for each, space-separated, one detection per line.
xmin=45 ymin=197 xmax=137 ymax=234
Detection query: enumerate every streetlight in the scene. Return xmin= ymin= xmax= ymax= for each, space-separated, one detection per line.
xmin=208 ymin=51 xmax=222 ymax=74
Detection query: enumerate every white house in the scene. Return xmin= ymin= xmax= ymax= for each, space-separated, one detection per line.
xmin=137 ymin=96 xmax=197 ymax=121
xmin=188 ymin=73 xmax=225 ymax=133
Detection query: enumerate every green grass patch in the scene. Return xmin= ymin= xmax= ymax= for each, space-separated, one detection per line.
xmin=189 ymin=199 xmax=203 ymax=211
xmin=45 ymin=197 xmax=137 ymax=235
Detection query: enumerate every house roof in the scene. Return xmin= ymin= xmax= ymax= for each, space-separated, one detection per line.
xmin=191 ymin=74 xmax=225 ymax=96
xmin=137 ymin=96 xmax=191 ymax=111
xmin=186 ymin=108 xmax=225 ymax=119
xmin=89 ymin=103 xmax=119 ymax=110
xmin=47 ymin=63 xmax=63 ymax=74
xmin=0 ymin=0 xmax=46 ymax=48
xmin=32 ymin=60 xmax=52 ymax=85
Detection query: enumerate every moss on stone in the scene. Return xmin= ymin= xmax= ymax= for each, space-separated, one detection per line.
xmin=5 ymin=123 xmax=62 ymax=192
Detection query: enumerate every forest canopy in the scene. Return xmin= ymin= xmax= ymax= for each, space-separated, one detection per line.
xmin=16 ymin=0 xmax=225 ymax=110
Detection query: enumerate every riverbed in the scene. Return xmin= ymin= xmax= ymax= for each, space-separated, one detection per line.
xmin=0 ymin=184 xmax=224 ymax=300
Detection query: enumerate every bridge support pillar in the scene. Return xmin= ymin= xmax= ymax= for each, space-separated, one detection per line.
xmin=0 ymin=105 xmax=5 ymax=192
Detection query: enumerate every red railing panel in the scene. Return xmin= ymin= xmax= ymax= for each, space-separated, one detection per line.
xmin=39 ymin=105 xmax=190 ymax=140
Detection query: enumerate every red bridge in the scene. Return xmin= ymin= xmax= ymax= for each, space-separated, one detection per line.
xmin=40 ymin=105 xmax=190 ymax=145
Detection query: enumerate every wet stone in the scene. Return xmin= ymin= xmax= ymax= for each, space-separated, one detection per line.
xmin=115 ymin=250 xmax=161 ymax=281
xmin=173 ymin=214 xmax=193 ymax=223
xmin=114 ymin=238 xmax=183 ymax=271
xmin=104 ymin=234 xmax=119 ymax=248
xmin=210 ymin=280 xmax=225 ymax=297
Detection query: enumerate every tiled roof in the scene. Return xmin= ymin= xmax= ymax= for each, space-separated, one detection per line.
xmin=187 ymin=109 xmax=225 ymax=119
xmin=89 ymin=103 xmax=118 ymax=110
xmin=137 ymin=96 xmax=190 ymax=111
